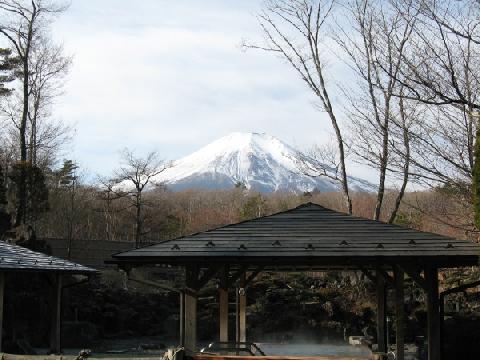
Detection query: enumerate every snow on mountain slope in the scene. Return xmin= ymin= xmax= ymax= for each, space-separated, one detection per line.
xmin=154 ymin=132 xmax=372 ymax=193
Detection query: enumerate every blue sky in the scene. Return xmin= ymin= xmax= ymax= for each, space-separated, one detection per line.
xmin=50 ymin=0 xmax=373 ymax=182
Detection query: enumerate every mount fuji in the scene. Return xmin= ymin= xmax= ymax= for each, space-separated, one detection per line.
xmin=155 ymin=132 xmax=372 ymax=193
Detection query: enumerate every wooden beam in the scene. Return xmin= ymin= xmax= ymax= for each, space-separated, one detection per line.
xmin=425 ymin=266 xmax=441 ymax=360
xmin=128 ymin=276 xmax=179 ymax=292
xmin=196 ymin=264 xmax=223 ymax=291
xmin=359 ymin=267 xmax=377 ymax=283
xmin=441 ymin=279 xmax=480 ymax=296
xmin=376 ymin=269 xmax=387 ymax=354
xmin=50 ymin=274 xmax=62 ymax=354
xmin=227 ymin=266 xmax=248 ymax=288
xmin=394 ymin=266 xmax=405 ymax=360
xmin=377 ymin=268 xmax=394 ymax=286
xmin=401 ymin=265 xmax=427 ymax=290
xmin=244 ymin=266 xmax=264 ymax=287
xmin=0 ymin=272 xmax=4 ymax=352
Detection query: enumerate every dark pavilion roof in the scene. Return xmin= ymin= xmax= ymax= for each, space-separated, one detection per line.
xmin=111 ymin=203 xmax=480 ymax=269
xmin=0 ymin=241 xmax=96 ymax=273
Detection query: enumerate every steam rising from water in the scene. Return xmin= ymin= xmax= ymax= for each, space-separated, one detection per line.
xmin=257 ymin=343 xmax=372 ymax=357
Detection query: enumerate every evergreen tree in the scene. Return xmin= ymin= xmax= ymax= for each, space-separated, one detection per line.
xmin=55 ymin=159 xmax=78 ymax=188
xmin=239 ymin=194 xmax=266 ymax=220
xmin=53 ymin=159 xmax=78 ymax=258
xmin=0 ymin=47 xmax=19 ymax=96
xmin=7 ymin=163 xmax=49 ymax=229
xmin=0 ymin=47 xmax=18 ymax=237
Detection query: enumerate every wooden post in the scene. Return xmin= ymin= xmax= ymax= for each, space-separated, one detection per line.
xmin=439 ymin=293 xmax=445 ymax=359
xmin=50 ymin=273 xmax=62 ymax=354
xmin=235 ymin=286 xmax=240 ymax=344
xmin=0 ymin=272 xmax=4 ymax=352
xmin=376 ymin=269 xmax=387 ymax=353
xmin=219 ymin=266 xmax=229 ymax=343
xmin=425 ymin=266 xmax=441 ymax=360
xmin=184 ymin=291 xmax=197 ymax=352
xmin=394 ymin=266 xmax=405 ymax=360
xmin=179 ymin=291 xmax=185 ymax=347
xmin=234 ymin=279 xmax=247 ymax=344
xmin=184 ymin=265 xmax=198 ymax=352
xmin=238 ymin=274 xmax=246 ymax=343
xmin=219 ymin=288 xmax=229 ymax=342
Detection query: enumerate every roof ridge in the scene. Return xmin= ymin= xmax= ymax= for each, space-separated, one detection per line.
xmin=296 ymin=202 xmax=335 ymax=211
xmin=112 ymin=201 xmax=330 ymax=251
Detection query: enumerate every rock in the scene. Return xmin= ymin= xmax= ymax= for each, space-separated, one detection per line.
xmin=349 ymin=335 xmax=373 ymax=346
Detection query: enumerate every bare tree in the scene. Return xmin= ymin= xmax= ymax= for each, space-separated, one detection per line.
xmin=114 ymin=148 xmax=168 ymax=247
xmin=96 ymin=175 xmax=129 ymax=241
xmin=389 ymin=0 xmax=479 ymax=110
xmin=304 ymin=141 xmax=349 ymax=184
xmin=0 ymin=0 xmax=69 ymax=227
xmin=27 ymin=37 xmax=72 ymax=167
xmin=382 ymin=0 xmax=479 ymax=189
xmin=245 ymin=0 xmax=353 ymax=213
xmin=335 ymin=0 xmax=417 ymax=221
xmin=380 ymin=0 xmax=480 ymax=230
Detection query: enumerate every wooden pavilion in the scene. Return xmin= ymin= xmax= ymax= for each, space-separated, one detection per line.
xmin=0 ymin=241 xmax=96 ymax=353
xmin=110 ymin=203 xmax=480 ymax=360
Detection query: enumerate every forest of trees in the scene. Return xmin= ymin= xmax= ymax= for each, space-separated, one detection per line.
xmin=31 ymin=186 xmax=477 ymax=246
xmin=0 ymin=0 xmax=479 ymax=248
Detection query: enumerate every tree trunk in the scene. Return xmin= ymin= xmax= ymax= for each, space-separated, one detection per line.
xmin=473 ymin=119 xmax=480 ymax=229
xmin=15 ymin=58 xmax=30 ymax=227
xmin=135 ymin=191 xmax=142 ymax=247
xmin=66 ymin=182 xmax=75 ymax=259
xmin=332 ymin=119 xmax=353 ymax=214
xmin=28 ymin=96 xmax=40 ymax=166
xmin=374 ymin=125 xmax=389 ymax=221
xmin=389 ymin=97 xmax=410 ymax=224
xmin=15 ymin=10 xmax=35 ymax=227
xmin=321 ymin=86 xmax=352 ymax=214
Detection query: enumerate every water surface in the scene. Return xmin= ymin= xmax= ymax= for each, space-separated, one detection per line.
xmin=257 ymin=343 xmax=371 ymax=357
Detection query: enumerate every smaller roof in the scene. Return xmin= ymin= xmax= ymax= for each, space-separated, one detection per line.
xmin=0 ymin=241 xmax=96 ymax=274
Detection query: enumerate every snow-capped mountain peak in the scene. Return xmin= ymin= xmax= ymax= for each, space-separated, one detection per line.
xmin=154 ymin=132 xmax=370 ymax=193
